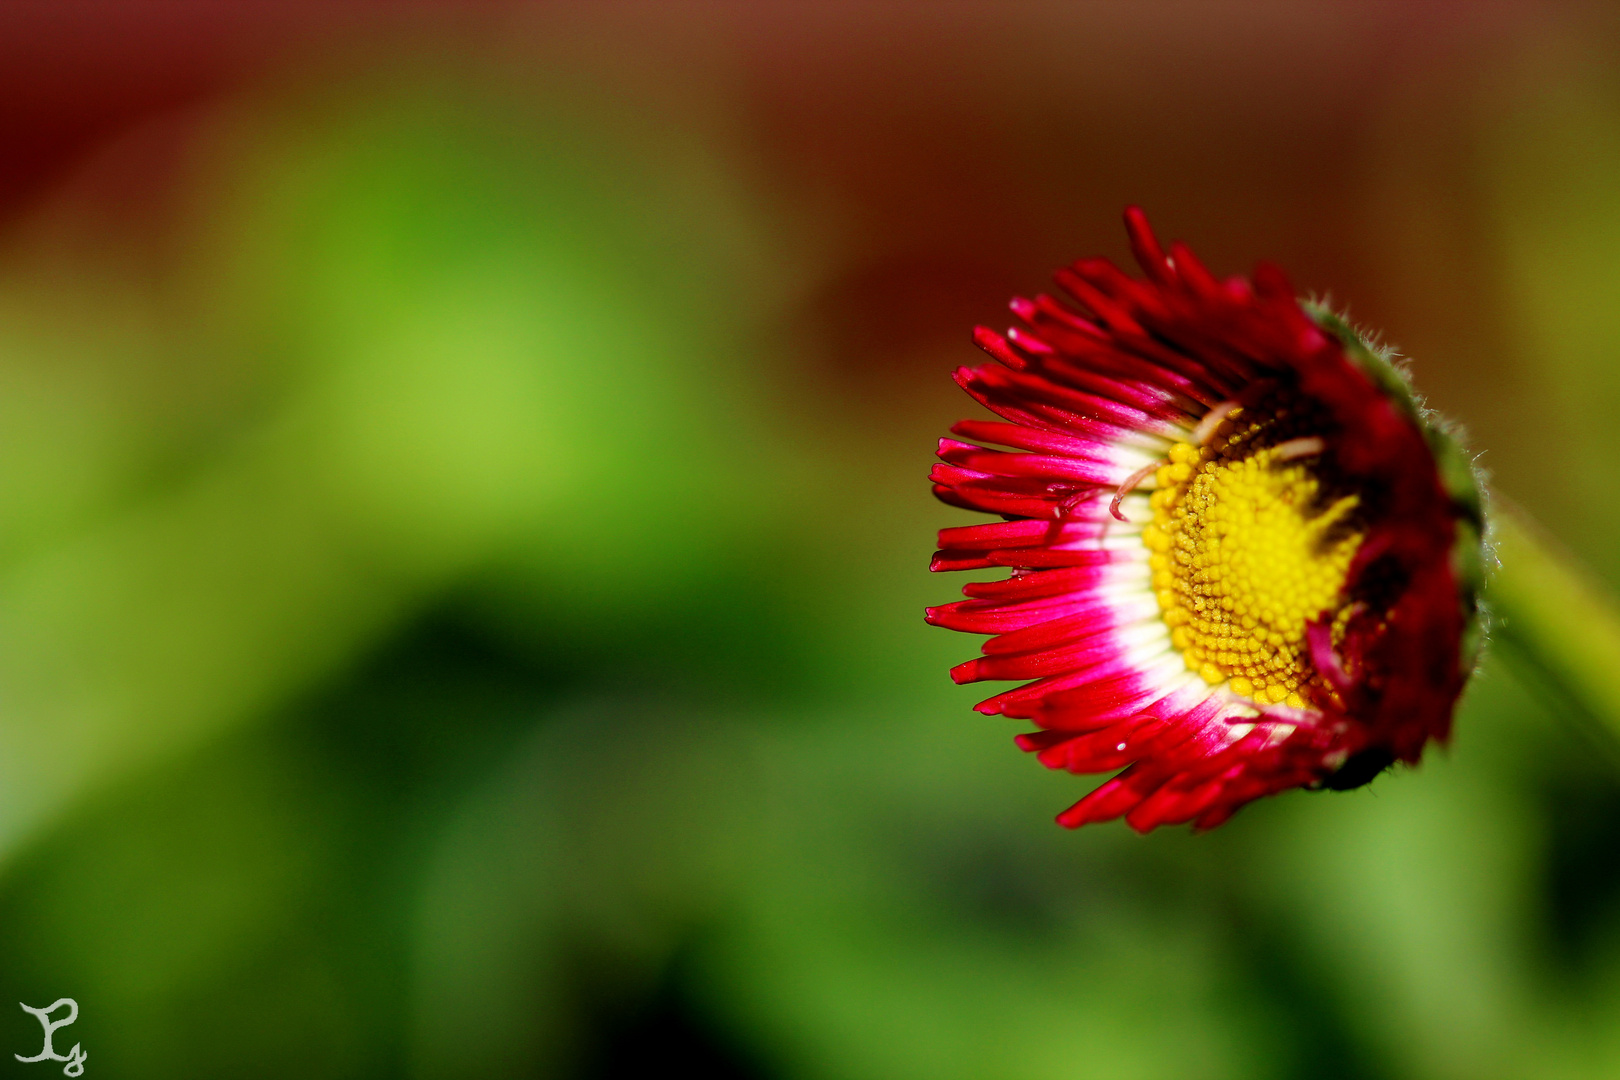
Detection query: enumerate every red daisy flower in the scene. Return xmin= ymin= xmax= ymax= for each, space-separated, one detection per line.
xmin=927 ymin=209 xmax=1486 ymax=832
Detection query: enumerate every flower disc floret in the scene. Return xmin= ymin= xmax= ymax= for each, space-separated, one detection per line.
xmin=1148 ymin=400 xmax=1363 ymax=707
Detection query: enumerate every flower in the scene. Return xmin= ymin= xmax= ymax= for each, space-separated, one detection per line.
xmin=927 ymin=209 xmax=1486 ymax=832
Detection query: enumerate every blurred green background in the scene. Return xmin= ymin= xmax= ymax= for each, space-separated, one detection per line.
xmin=0 ymin=3 xmax=1618 ymax=1077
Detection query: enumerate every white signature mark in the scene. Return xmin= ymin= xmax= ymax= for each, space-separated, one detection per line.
xmin=15 ymin=999 xmax=85 ymax=1076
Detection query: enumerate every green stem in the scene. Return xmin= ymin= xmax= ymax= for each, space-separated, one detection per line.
xmin=1488 ymin=506 xmax=1620 ymax=747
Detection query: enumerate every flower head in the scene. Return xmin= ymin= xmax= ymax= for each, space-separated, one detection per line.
xmin=928 ymin=209 xmax=1485 ymax=832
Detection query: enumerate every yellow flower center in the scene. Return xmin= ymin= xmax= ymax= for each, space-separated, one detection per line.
xmin=1139 ymin=406 xmax=1363 ymax=707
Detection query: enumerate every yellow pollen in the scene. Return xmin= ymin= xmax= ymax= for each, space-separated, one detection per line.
xmin=1146 ymin=406 xmax=1363 ymax=706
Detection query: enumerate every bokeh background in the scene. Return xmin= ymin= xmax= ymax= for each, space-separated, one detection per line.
xmin=0 ymin=2 xmax=1617 ymax=1077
